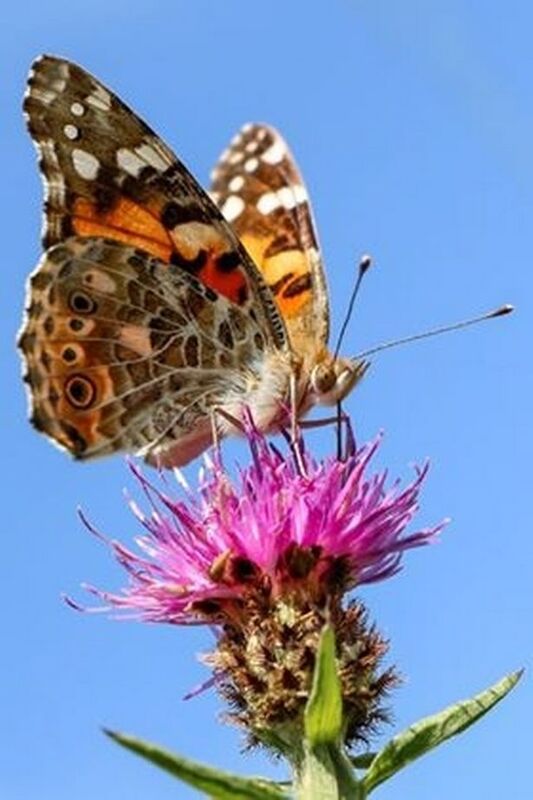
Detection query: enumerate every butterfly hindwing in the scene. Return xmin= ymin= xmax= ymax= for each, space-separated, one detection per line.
xmin=24 ymin=55 xmax=287 ymax=349
xmin=210 ymin=123 xmax=330 ymax=357
xmin=19 ymin=236 xmax=270 ymax=465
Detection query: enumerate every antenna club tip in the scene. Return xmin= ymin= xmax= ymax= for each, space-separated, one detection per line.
xmin=491 ymin=303 xmax=514 ymax=318
xmin=358 ymin=253 xmax=373 ymax=273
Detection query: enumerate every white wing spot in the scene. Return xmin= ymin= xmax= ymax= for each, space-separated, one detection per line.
xmin=48 ymin=63 xmax=68 ymax=95
xmin=257 ymin=192 xmax=280 ymax=215
xmin=116 ymin=147 xmax=146 ymax=177
xmin=278 ymin=187 xmax=297 ymax=210
xmin=278 ymin=185 xmax=308 ymax=209
xmin=257 ymin=185 xmax=308 ymax=215
xmin=135 ymin=142 xmax=169 ymax=172
xmin=86 ymin=85 xmax=112 ymax=112
xmin=40 ymin=139 xmax=60 ymax=169
xmin=63 ymin=124 xmax=79 ymax=141
xmin=244 ymin=157 xmax=259 ymax=173
xmin=261 ymin=139 xmax=286 ymax=164
xmin=82 ymin=269 xmax=117 ymax=293
xmin=50 ymin=78 xmax=67 ymax=94
xmin=46 ymin=175 xmax=66 ymax=207
xmin=245 ymin=141 xmax=258 ymax=154
xmin=292 ymin=185 xmax=308 ymax=204
xmin=31 ymin=87 xmax=55 ymax=106
xmin=229 ymin=151 xmax=244 ymax=165
xmin=72 ymin=148 xmax=100 ymax=180
xmin=71 ymin=102 xmax=85 ymax=117
xmin=229 ymin=175 xmax=245 ymax=192
xmin=221 ymin=195 xmax=245 ymax=222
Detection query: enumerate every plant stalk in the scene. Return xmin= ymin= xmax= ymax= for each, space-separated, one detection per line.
xmin=294 ymin=742 xmax=365 ymax=800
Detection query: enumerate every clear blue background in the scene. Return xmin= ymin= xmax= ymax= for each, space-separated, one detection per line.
xmin=1 ymin=2 xmax=530 ymax=798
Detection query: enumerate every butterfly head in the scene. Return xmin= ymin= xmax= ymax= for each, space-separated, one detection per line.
xmin=309 ymin=356 xmax=369 ymax=406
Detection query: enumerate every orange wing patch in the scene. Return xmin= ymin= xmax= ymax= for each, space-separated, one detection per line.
xmin=70 ymin=197 xmax=249 ymax=305
xmin=72 ymin=196 xmax=173 ymax=261
xmin=240 ymin=233 xmax=312 ymax=319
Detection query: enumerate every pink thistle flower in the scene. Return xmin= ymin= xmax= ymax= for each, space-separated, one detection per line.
xmin=79 ymin=420 xmax=443 ymax=626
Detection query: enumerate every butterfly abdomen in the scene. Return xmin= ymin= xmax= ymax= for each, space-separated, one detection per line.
xmin=218 ymin=349 xmax=296 ymax=435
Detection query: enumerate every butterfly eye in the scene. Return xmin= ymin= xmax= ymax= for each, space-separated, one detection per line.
xmin=310 ymin=363 xmax=336 ymax=395
xmin=310 ymin=360 xmax=367 ymax=406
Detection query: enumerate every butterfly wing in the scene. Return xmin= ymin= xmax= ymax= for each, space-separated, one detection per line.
xmin=24 ymin=55 xmax=287 ymax=349
xmin=21 ymin=56 xmax=295 ymax=465
xmin=19 ymin=236 xmax=272 ymax=466
xmin=210 ymin=123 xmax=330 ymax=357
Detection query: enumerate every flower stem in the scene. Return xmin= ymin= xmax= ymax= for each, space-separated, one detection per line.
xmin=294 ymin=742 xmax=365 ymax=800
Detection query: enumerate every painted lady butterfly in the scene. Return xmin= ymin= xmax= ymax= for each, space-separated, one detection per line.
xmin=19 ymin=55 xmax=366 ymax=467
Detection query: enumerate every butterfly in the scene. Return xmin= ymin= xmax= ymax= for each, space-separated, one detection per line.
xmin=19 ymin=55 xmax=367 ymax=467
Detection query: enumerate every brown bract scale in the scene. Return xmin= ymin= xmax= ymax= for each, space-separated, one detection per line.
xmin=204 ymin=594 xmax=398 ymax=752
xmin=190 ymin=544 xmax=354 ymax=622
xmin=187 ymin=545 xmax=397 ymax=749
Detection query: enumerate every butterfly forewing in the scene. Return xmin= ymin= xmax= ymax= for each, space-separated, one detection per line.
xmin=24 ymin=55 xmax=287 ymax=348
xmin=210 ymin=123 xmax=330 ymax=357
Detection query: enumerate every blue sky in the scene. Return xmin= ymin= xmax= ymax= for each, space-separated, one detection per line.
xmin=2 ymin=2 xmax=530 ymax=798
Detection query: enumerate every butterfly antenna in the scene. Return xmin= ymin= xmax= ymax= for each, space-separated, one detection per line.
xmin=334 ymin=254 xmax=373 ymax=359
xmin=353 ymin=304 xmax=514 ymax=360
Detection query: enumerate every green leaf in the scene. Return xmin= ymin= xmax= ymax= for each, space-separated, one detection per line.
xmin=304 ymin=625 xmax=343 ymax=746
xmin=363 ymin=669 xmax=522 ymax=794
xmin=350 ymin=752 xmax=377 ymax=770
xmin=105 ymin=729 xmax=289 ymax=799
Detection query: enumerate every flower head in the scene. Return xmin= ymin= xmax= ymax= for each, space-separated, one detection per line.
xmin=84 ymin=421 xmax=441 ymax=625
xmin=78 ymin=420 xmax=443 ymax=749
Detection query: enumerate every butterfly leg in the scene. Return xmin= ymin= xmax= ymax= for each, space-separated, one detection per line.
xmin=210 ymin=410 xmax=221 ymax=453
xmin=287 ymin=372 xmax=307 ymax=475
xmin=336 ymin=401 xmax=343 ymax=460
xmin=300 ymin=410 xmax=353 ymax=461
xmin=211 ymin=406 xmax=246 ymax=437
xmin=289 ymin=372 xmax=298 ymax=441
xmin=299 ymin=413 xmax=349 ymax=430
xmin=280 ymin=427 xmax=308 ymax=477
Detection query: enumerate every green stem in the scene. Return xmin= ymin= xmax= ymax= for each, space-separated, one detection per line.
xmin=294 ymin=742 xmax=365 ymax=800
